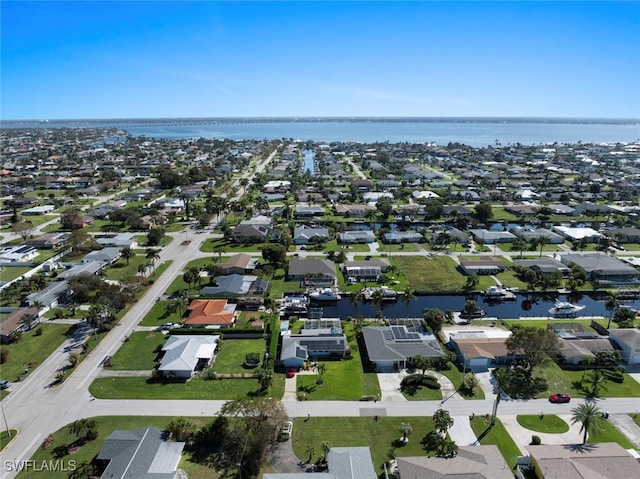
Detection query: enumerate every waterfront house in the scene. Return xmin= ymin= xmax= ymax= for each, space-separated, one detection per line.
xmin=287 ymin=257 xmax=337 ymax=286
xmin=608 ymin=328 xmax=640 ymax=364
xmin=362 ymin=325 xmax=443 ymax=372
xmin=560 ymin=253 xmax=639 ymax=284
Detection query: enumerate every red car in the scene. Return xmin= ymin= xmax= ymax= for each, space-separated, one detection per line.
xmin=549 ymin=393 xmax=571 ymax=403
xmin=286 ymin=368 xmax=296 ymax=378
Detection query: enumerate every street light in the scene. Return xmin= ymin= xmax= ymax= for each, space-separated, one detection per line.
xmin=1 ymin=403 xmax=11 ymax=436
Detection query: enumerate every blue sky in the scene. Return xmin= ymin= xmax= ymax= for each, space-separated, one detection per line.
xmin=2 ymin=1 xmax=639 ymax=119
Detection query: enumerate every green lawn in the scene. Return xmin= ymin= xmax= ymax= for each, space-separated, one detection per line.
xmin=0 ymin=430 xmax=18 ymax=452
xmin=516 ymin=415 xmax=569 ymax=433
xmin=378 ymin=242 xmax=421 ymax=253
xmin=89 ymin=376 xmax=264 ymax=399
xmin=139 ymin=301 xmax=184 ymax=326
xmin=0 ymin=324 xmax=73 ymax=382
xmin=296 ymin=323 xmax=380 ymax=400
xmin=14 ymin=416 xmax=219 ymax=479
xmin=200 ymin=238 xmax=268 ymax=253
xmin=103 ymin=255 xmax=153 ymax=282
xmin=0 ymin=266 xmax=33 ymax=282
xmin=267 ymin=269 xmax=305 ymax=298
xmin=401 ymin=383 xmax=443 ymax=400
xmin=536 ymin=361 xmax=640 ymax=399
xmin=291 ymin=416 xmax=436 ymax=474
xmin=108 ymin=331 xmax=166 ymax=370
xmin=214 ymin=338 xmax=266 ymax=374
xmin=393 ymin=256 xmax=466 ymax=293
xmin=470 ymin=417 xmax=521 ymax=469
xmin=588 ymin=418 xmax=636 ymax=448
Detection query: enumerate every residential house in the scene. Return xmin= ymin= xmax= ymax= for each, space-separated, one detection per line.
xmin=96 ymin=427 xmax=186 ymax=479
xmin=0 ymin=307 xmax=39 ymax=343
xmin=443 ymin=205 xmax=473 ymax=217
xmin=334 ymin=204 xmax=377 ymax=217
xmin=609 ymin=328 xmax=640 ymax=364
xmin=459 ymin=258 xmax=507 ymax=275
xmin=0 ymin=245 xmax=39 ymax=263
xmin=25 ymin=232 xmax=71 ymax=249
xmin=397 ymin=446 xmax=513 ymax=479
xmin=343 ymin=259 xmax=391 ymax=282
xmin=21 ymin=205 xmax=56 ymax=216
xmin=560 ymin=253 xmax=640 ymax=284
xmin=183 ymin=299 xmax=237 ymax=328
xmin=606 ymin=226 xmax=640 ymax=243
xmin=515 ymin=228 xmax=565 ymax=244
xmin=382 ymin=231 xmax=423 ymax=244
xmin=553 ymin=226 xmax=603 ymax=243
xmin=523 ymin=442 xmax=640 ymax=479
xmin=157 ymin=335 xmax=219 ymax=378
xmin=280 ymin=329 xmax=348 ymax=369
xmin=232 ymin=224 xmax=274 ymax=244
xmin=93 ymin=232 xmax=138 ymax=249
xmin=58 ymin=261 xmax=104 ymax=280
xmin=293 ymin=225 xmax=329 ymax=245
xmin=295 ymin=205 xmax=326 ymax=218
xmin=445 ymin=329 xmax=518 ymax=371
xmin=361 ymin=325 xmax=443 ymax=372
xmin=287 ymin=257 xmax=337 ymax=287
xmin=513 ymin=258 xmax=571 ymax=276
xmin=220 ymin=253 xmax=259 ymax=275
xmin=199 ymin=274 xmax=268 ymax=299
xmin=25 ymin=281 xmax=70 ymax=308
xmin=82 ymin=247 xmax=121 ymax=265
xmin=549 ymin=204 xmax=576 ymax=215
xmin=338 ymin=230 xmax=376 ymax=244
xmin=469 ymin=229 xmax=517 ymax=244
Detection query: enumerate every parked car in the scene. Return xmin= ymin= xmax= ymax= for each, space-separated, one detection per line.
xmin=549 ymin=393 xmax=571 ymax=403
xmin=0 ymin=380 xmax=10 ymax=389
xmin=159 ymin=323 xmax=176 ymax=331
xmin=280 ymin=420 xmax=293 ymax=440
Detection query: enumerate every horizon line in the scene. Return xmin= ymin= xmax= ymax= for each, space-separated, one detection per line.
xmin=2 ymin=115 xmax=639 ymax=123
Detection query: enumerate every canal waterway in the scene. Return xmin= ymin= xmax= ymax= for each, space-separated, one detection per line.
xmin=312 ymin=293 xmax=640 ymax=320
xmin=303 ymin=149 xmax=315 ymax=174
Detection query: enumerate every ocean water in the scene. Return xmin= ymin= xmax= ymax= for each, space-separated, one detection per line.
xmin=2 ymin=118 xmax=639 ymax=147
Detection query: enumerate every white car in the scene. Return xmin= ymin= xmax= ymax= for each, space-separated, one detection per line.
xmin=280 ymin=421 xmax=293 ymax=440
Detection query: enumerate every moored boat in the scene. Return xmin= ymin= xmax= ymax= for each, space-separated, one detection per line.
xmin=548 ymin=301 xmax=585 ymax=318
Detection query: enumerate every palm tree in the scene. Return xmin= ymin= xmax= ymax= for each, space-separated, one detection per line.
xmin=402 ymin=286 xmax=416 ymax=319
xmin=605 ymin=291 xmax=621 ymax=329
xmin=32 ymin=300 xmax=44 ymax=318
xmin=305 ymin=445 xmax=316 ymax=463
xmin=370 ymin=288 xmax=385 ymax=321
xmin=349 ymin=287 xmax=364 ymax=318
xmin=316 ymin=363 xmax=327 ymax=385
xmin=433 ymin=409 xmax=454 ymax=436
xmin=145 ymin=248 xmax=161 ymax=275
xmin=320 ymin=441 xmax=332 ymax=462
xmin=399 ymin=422 xmax=413 ymax=443
xmin=512 ymin=237 xmax=527 ymax=259
xmin=256 ymin=368 xmax=273 ymax=393
xmin=571 ymin=403 xmax=605 ymax=444
xmin=213 ymin=246 xmax=225 ymax=263
xmin=585 ymin=368 xmax=609 ymax=397
xmin=536 ymin=235 xmax=549 ymax=257
xmin=120 ymin=246 xmax=134 ymax=265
